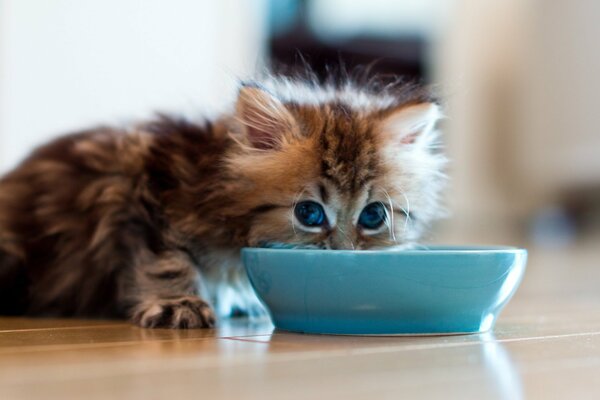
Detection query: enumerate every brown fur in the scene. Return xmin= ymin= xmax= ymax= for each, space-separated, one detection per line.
xmin=0 ymin=74 xmax=445 ymax=327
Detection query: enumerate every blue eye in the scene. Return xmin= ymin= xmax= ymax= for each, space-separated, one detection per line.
xmin=358 ymin=202 xmax=387 ymax=229
xmin=294 ymin=201 xmax=326 ymax=227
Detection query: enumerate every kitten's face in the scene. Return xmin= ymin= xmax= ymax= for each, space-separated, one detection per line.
xmin=228 ymin=83 xmax=445 ymax=250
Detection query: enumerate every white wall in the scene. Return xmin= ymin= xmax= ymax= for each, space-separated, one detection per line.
xmin=433 ymin=0 xmax=600 ymax=243
xmin=514 ymin=0 xmax=600 ymax=194
xmin=431 ymin=0 xmax=530 ymax=243
xmin=0 ymin=0 xmax=267 ymax=172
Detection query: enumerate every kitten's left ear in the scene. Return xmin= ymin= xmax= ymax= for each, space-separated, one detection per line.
xmin=235 ymin=84 xmax=297 ymax=150
xmin=379 ymin=102 xmax=442 ymax=146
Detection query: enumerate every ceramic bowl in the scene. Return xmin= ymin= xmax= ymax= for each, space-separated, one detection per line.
xmin=242 ymin=246 xmax=527 ymax=335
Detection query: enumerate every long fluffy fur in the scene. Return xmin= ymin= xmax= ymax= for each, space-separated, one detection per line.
xmin=0 ymin=72 xmax=446 ymax=327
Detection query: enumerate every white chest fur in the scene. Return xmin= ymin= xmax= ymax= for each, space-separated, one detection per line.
xmin=197 ymin=248 xmax=267 ymax=318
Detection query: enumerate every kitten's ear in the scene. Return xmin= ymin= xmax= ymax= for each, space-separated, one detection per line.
xmin=235 ymin=84 xmax=296 ymax=150
xmin=379 ymin=102 xmax=442 ymax=146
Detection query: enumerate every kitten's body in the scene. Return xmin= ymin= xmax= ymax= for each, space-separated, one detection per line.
xmin=0 ymin=75 xmax=445 ymax=328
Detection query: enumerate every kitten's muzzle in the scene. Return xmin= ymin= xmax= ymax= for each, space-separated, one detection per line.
xmin=327 ymin=230 xmax=356 ymax=250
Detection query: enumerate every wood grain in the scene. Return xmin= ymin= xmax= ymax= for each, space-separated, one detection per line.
xmin=1 ymin=244 xmax=599 ymax=399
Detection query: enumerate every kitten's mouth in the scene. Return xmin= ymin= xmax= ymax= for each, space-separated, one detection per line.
xmin=257 ymin=241 xmax=419 ymax=251
xmin=258 ymin=241 xmax=326 ymax=250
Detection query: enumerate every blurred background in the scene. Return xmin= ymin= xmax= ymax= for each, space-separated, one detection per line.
xmin=1 ymin=0 xmax=599 ymax=251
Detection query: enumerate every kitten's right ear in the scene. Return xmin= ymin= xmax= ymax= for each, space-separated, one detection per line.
xmin=235 ymin=84 xmax=296 ymax=150
xmin=379 ymin=102 xmax=442 ymax=146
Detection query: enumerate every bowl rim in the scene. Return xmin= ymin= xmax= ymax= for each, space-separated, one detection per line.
xmin=242 ymin=245 xmax=527 ymax=256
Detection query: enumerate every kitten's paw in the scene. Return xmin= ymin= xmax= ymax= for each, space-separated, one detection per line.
xmin=132 ymin=296 xmax=216 ymax=329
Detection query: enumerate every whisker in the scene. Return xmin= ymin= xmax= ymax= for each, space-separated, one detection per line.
xmin=290 ymin=187 xmax=308 ymax=238
xmin=381 ymin=188 xmax=397 ymax=243
xmin=399 ymin=191 xmax=412 ymax=233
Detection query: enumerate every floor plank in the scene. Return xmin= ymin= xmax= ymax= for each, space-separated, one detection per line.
xmin=1 ymin=242 xmax=599 ymax=399
xmin=3 ymin=330 xmax=600 ymax=400
xmin=0 ymin=318 xmax=273 ymax=352
xmin=0 ymin=317 xmax=127 ymax=332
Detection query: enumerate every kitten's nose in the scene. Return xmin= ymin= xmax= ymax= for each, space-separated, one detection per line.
xmin=328 ymin=230 xmax=356 ymax=250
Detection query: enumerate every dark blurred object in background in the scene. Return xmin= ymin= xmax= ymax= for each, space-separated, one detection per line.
xmin=267 ymin=0 xmax=428 ymax=82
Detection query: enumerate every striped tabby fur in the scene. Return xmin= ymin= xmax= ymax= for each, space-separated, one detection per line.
xmin=0 ymin=73 xmax=446 ymax=328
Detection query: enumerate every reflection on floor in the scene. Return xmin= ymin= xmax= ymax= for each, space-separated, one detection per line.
xmin=1 ymin=242 xmax=599 ymax=399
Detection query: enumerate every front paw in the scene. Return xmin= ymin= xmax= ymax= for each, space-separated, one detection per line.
xmin=132 ymin=296 xmax=216 ymax=329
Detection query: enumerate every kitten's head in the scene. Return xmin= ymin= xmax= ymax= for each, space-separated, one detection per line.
xmin=227 ymin=75 xmax=446 ymax=250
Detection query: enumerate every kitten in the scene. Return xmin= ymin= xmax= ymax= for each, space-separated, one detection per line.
xmin=0 ymin=73 xmax=446 ymax=328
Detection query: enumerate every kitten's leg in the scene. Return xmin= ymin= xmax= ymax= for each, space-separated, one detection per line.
xmin=129 ymin=251 xmax=215 ymax=329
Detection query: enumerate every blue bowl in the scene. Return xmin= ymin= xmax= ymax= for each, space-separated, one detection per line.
xmin=242 ymin=246 xmax=527 ymax=335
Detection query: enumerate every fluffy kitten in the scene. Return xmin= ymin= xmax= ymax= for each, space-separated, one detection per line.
xmin=0 ymin=74 xmax=446 ymax=328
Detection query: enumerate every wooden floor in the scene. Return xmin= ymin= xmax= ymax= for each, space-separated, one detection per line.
xmin=1 ymin=242 xmax=600 ymax=399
